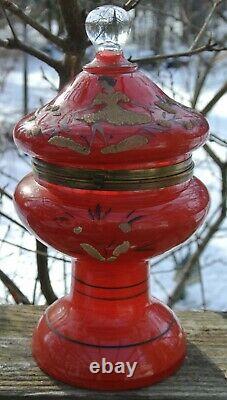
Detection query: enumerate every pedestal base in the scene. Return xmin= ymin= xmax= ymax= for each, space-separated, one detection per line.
xmin=33 ymin=291 xmax=186 ymax=390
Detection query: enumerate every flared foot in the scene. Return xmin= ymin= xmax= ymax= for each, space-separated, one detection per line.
xmin=32 ymin=294 xmax=186 ymax=390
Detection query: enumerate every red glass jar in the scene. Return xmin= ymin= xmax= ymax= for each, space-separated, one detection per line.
xmin=13 ymin=5 xmax=209 ymax=391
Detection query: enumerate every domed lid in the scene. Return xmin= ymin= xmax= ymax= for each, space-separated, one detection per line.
xmin=14 ymin=5 xmax=209 ymax=172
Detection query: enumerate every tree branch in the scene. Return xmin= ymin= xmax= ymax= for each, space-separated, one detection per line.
xmin=168 ymin=157 xmax=227 ymax=307
xmin=0 ymin=269 xmax=30 ymax=304
xmin=190 ymin=0 xmax=222 ymax=51
xmin=210 ymin=133 xmax=227 ymax=147
xmin=58 ymin=0 xmax=86 ymax=53
xmin=36 ymin=240 xmax=57 ymax=305
xmin=0 ymin=186 xmax=12 ymax=200
xmin=168 ymin=210 xmax=225 ymax=307
xmin=0 ymin=0 xmax=66 ymax=50
xmin=168 ymin=69 xmax=227 ymax=306
xmin=0 ymin=3 xmax=63 ymax=71
xmin=0 ymin=238 xmax=70 ymax=263
xmin=0 ymin=37 xmax=63 ymax=72
xmin=41 ymin=66 xmax=58 ymax=91
xmin=192 ymin=53 xmax=217 ymax=108
xmin=1 ymin=4 xmax=17 ymax=39
xmin=0 ymin=210 xmax=27 ymax=231
xmin=202 ymin=81 xmax=227 ymax=115
xmin=131 ymin=41 xmax=227 ymax=65
xmin=124 ymin=0 xmax=142 ymax=11
xmin=204 ymin=143 xmax=223 ymax=167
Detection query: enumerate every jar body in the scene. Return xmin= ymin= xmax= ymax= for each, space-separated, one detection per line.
xmin=14 ymin=174 xmax=209 ymax=263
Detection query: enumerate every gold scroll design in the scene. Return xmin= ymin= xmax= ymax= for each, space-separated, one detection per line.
xmin=79 ymin=91 xmax=151 ymax=126
xmin=80 ymin=241 xmax=130 ymax=262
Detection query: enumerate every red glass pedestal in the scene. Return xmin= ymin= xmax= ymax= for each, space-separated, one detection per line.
xmin=32 ymin=259 xmax=186 ymax=390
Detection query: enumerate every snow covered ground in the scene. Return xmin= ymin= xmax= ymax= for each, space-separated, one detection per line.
xmin=0 ymin=37 xmax=226 ymax=309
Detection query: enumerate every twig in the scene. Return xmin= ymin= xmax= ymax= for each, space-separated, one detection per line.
xmin=0 ymin=2 xmax=62 ymax=72
xmin=190 ymin=0 xmax=222 ymax=51
xmin=131 ymin=41 xmax=227 ymax=65
xmin=0 ymin=268 xmax=30 ymax=304
xmin=0 ymin=0 xmax=66 ymax=50
xmin=204 ymin=143 xmax=223 ymax=167
xmin=153 ymin=274 xmax=169 ymax=297
xmin=217 ymin=8 xmax=227 ymax=23
xmin=40 ymin=66 xmax=58 ymax=91
xmin=168 ymin=211 xmax=225 ymax=307
xmin=0 ymin=210 xmax=27 ymax=231
xmin=0 ymin=170 xmax=18 ymax=182
xmin=124 ymin=0 xmax=142 ymax=11
xmin=197 ymin=259 xmax=207 ymax=310
xmin=210 ymin=133 xmax=227 ymax=147
xmin=150 ymin=234 xmax=200 ymax=269
xmin=0 ymin=225 xmax=10 ymax=254
xmin=36 ymin=240 xmax=57 ymax=304
xmin=32 ymin=275 xmax=38 ymax=305
xmin=144 ymin=4 xmax=204 ymax=33
xmin=168 ymin=157 xmax=227 ymax=308
xmin=0 ymin=187 xmax=12 ymax=200
xmin=200 ymin=205 xmax=221 ymax=237
xmin=63 ymin=255 xmax=67 ymax=295
xmin=202 ymin=81 xmax=227 ymax=115
xmin=192 ymin=53 xmax=217 ymax=108
xmin=0 ymin=37 xmax=63 ymax=72
xmin=0 ymin=238 xmax=70 ymax=263
xmin=1 ymin=5 xmax=17 ymax=39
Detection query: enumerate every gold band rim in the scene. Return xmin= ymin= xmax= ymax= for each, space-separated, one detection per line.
xmin=33 ymin=158 xmax=194 ymax=191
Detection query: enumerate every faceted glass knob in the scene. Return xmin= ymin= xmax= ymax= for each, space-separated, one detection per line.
xmin=85 ymin=5 xmax=131 ymax=52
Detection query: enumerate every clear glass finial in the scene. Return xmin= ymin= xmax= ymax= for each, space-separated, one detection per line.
xmin=85 ymin=5 xmax=131 ymax=52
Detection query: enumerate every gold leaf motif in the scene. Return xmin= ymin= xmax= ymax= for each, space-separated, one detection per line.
xmin=28 ymin=115 xmax=36 ymax=122
xmin=80 ymin=243 xmax=105 ymax=262
xmin=181 ymin=120 xmax=195 ymax=130
xmin=49 ymin=136 xmax=90 ymax=155
xmin=51 ymin=105 xmax=60 ymax=111
xmin=155 ymin=101 xmax=176 ymax=114
xmin=101 ymin=135 xmax=149 ymax=154
xmin=73 ymin=226 xmax=83 ymax=234
xmin=79 ymin=91 xmax=151 ymax=126
xmin=80 ymin=241 xmax=131 ymax=262
xmin=107 ymin=256 xmax=118 ymax=263
xmin=113 ymin=241 xmax=130 ymax=257
xmin=119 ymin=222 xmax=132 ymax=233
xmin=45 ymin=105 xmax=52 ymax=111
xmin=156 ymin=119 xmax=171 ymax=128
xmin=25 ymin=125 xmax=42 ymax=137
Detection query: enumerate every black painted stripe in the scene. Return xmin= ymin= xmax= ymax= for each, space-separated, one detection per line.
xmin=74 ymin=288 xmax=147 ymax=301
xmin=73 ymin=276 xmax=148 ymax=290
xmin=45 ymin=313 xmax=175 ymax=349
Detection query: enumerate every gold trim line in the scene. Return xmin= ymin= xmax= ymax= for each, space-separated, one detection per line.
xmin=33 ymin=158 xmax=194 ymax=191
